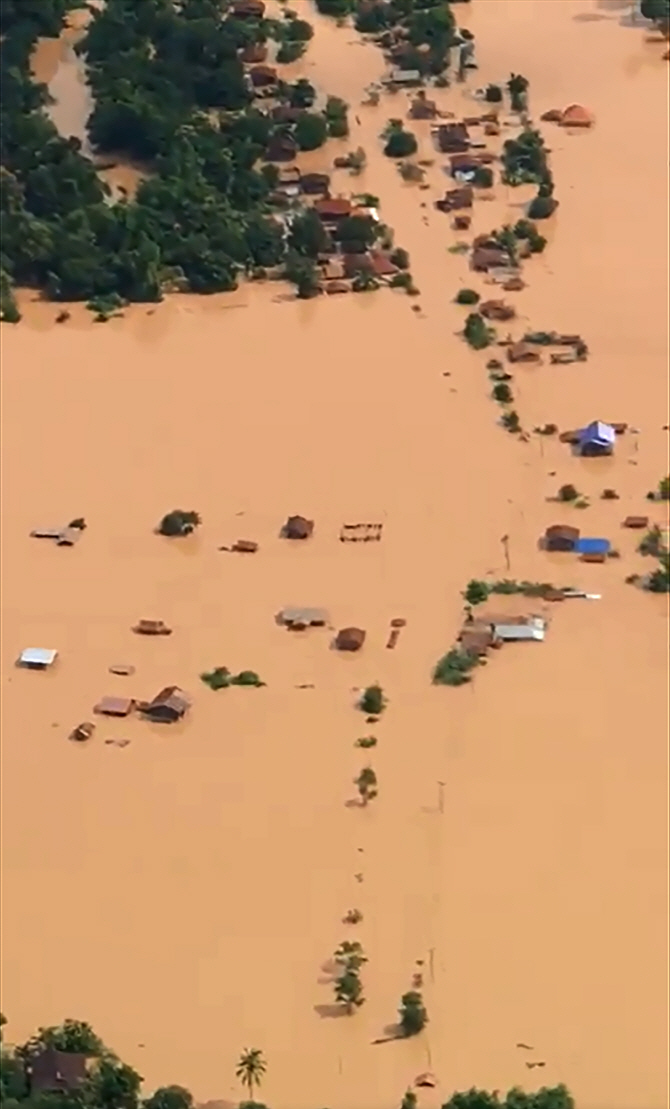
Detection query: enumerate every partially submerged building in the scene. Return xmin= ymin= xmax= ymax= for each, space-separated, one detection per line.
xmin=335 ymin=627 xmax=366 ymax=651
xmin=544 ymin=524 xmax=580 ymax=552
xmin=18 ymin=647 xmax=58 ymax=670
xmin=140 ymin=686 xmax=191 ymax=723
xmin=283 ymin=515 xmax=314 ymax=539
xmin=577 ymin=420 xmax=616 ymax=456
xmin=280 ymin=607 xmax=329 ymax=629
xmin=26 ymin=1048 xmax=88 ymax=1096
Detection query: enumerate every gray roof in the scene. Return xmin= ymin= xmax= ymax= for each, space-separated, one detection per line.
xmin=19 ymin=647 xmax=58 ymax=666
xmin=281 ymin=607 xmax=329 ymax=626
xmin=493 ymin=619 xmax=545 ymax=642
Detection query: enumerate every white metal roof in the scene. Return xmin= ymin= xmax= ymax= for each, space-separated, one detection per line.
xmin=19 ymin=647 xmax=58 ymax=666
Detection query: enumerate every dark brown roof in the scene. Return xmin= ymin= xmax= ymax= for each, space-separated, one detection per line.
xmin=342 ymin=251 xmax=399 ymax=279
xmin=545 ymin=524 xmax=580 ymax=541
xmin=144 ymin=686 xmax=191 ymax=717
xmin=240 ymin=44 xmax=268 ymax=63
xmin=622 ymin=516 xmax=649 ymax=529
xmin=436 ymin=123 xmax=469 ymax=152
xmin=459 ymin=628 xmax=494 ymax=656
xmin=94 ymin=696 xmax=135 ymax=717
xmin=335 ymin=627 xmax=366 ymax=651
xmin=471 ymin=247 xmax=508 ymax=272
xmin=250 ymin=65 xmax=278 ymax=87
xmin=231 ymin=0 xmax=265 ymax=16
xmin=284 ymin=515 xmax=314 ymax=539
xmin=28 ymin=1049 xmax=88 ymax=1094
xmin=507 ymin=342 xmax=541 ymax=363
xmin=300 ymin=173 xmax=331 ymax=195
xmin=314 ymin=198 xmax=352 ymax=219
xmin=265 ymin=134 xmax=298 ymax=161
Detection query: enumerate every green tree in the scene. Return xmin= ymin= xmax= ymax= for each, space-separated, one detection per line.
xmin=325 ymin=95 xmax=349 ymax=138
xmin=384 ymin=128 xmax=418 ymax=158
xmin=641 ymin=0 xmax=670 ymax=24
xmin=360 ymin=684 xmax=386 ymax=714
xmin=289 ymin=78 xmax=317 ymax=108
xmin=143 ymin=1086 xmax=193 ymax=1109
xmin=157 ymin=510 xmax=201 ymax=537
xmin=464 ymin=313 xmax=492 ymax=350
xmin=463 ymin=579 xmax=489 ymax=605
xmin=334 ymin=969 xmax=364 ymax=1011
xmin=284 ymin=251 xmax=320 ymax=298
xmin=295 ymin=112 xmax=328 ymax=151
xmin=288 ymin=209 xmax=330 ymax=258
xmin=398 ymin=990 xmax=427 ymax=1036
xmin=235 ymin=1049 xmax=267 ymax=1103
xmin=87 ymin=1057 xmax=142 ymax=1109
xmin=26 ymin=1020 xmax=104 ymax=1056
xmin=658 ymin=475 xmax=670 ymax=499
xmin=455 ymin=288 xmax=480 ymax=305
xmin=354 ymin=766 xmax=378 ymax=805
xmin=492 ymin=382 xmax=513 ymax=404
xmin=401 ymin=1091 xmax=418 ymax=1109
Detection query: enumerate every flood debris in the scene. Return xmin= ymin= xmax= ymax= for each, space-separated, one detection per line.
xmin=339 ymin=522 xmax=383 ymax=542
xmin=70 ymin=722 xmax=95 ymax=743
xmin=132 ymin=619 xmax=172 ymax=636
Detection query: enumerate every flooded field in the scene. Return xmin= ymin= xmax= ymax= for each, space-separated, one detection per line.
xmin=2 ymin=3 xmax=668 ymax=1109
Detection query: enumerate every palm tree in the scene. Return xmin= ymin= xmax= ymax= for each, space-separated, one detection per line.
xmin=235 ymin=1048 xmax=266 ymax=1102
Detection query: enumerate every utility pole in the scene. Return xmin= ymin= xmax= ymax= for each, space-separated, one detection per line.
xmin=437 ymin=781 xmax=445 ymax=814
xmin=501 ymin=533 xmax=510 ymax=571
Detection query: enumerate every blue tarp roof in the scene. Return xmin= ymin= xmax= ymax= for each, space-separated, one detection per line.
xmin=574 ymin=537 xmax=611 ymax=555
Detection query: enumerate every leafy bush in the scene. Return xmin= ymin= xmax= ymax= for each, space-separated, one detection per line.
xmin=390 ymin=247 xmax=410 ymax=269
xmin=355 ymin=766 xmax=378 ymax=804
xmin=384 ymin=128 xmax=418 ymax=158
xmin=295 ymin=112 xmax=328 ymax=150
xmin=492 ymin=382 xmax=514 ymax=404
xmin=484 ymin=84 xmax=503 ymax=103
xmin=398 ymin=990 xmax=428 ymax=1036
xmin=433 ymin=649 xmax=478 ymax=686
xmin=501 ymin=410 xmax=521 ymax=433
xmin=528 ymin=194 xmax=558 ymax=220
xmin=558 ymin=484 xmax=579 ymax=502
xmin=355 ymin=735 xmax=377 ymax=748
xmin=360 ymin=684 xmax=386 ymax=714
xmin=455 ymin=288 xmax=480 ymax=305
xmin=158 ymin=510 xmax=201 ymax=537
xmin=464 ymin=579 xmax=490 ymax=605
xmin=464 ymin=312 xmax=492 ymax=349
xmin=473 ymin=165 xmax=494 ymax=189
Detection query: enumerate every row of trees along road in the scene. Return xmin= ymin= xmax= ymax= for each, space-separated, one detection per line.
xmin=1 ymin=1014 xmax=576 ymax=1108
xmin=0 ymin=0 xmax=346 ymax=320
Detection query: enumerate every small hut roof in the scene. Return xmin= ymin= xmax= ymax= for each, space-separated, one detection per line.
xmin=545 ymin=524 xmax=580 ymax=541
xmin=560 ymin=103 xmax=593 ymax=127
xmin=335 ymin=626 xmax=366 ymax=650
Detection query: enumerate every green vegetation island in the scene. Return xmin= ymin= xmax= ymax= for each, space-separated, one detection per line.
xmin=0 ymin=1014 xmax=576 ymax=1109
xmin=0 ymin=0 xmax=384 ymax=320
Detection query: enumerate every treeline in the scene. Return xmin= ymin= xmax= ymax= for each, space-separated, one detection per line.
xmin=0 ymin=1014 xmax=576 ymax=1109
xmin=0 ymin=0 xmax=342 ymax=320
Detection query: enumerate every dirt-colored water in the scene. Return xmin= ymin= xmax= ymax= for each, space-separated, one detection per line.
xmin=2 ymin=4 xmax=668 ymax=1109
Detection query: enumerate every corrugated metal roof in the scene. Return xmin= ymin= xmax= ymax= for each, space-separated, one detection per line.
xmin=19 ymin=647 xmax=58 ymax=666
xmin=494 ymin=623 xmax=545 ymax=641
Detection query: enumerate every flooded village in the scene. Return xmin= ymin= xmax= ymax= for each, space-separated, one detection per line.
xmin=1 ymin=3 xmax=668 ymax=1109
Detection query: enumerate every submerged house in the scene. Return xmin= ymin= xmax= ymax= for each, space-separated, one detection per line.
xmin=574 ymin=537 xmax=611 ymax=557
xmin=280 ymin=607 xmax=329 ymax=629
xmin=577 ymin=420 xmax=616 ymax=456
xmin=335 ymin=627 xmax=366 ymax=651
xmin=491 ymin=616 xmax=546 ymax=642
xmin=140 ymin=686 xmax=191 ymax=723
xmin=26 ymin=1048 xmax=88 ymax=1096
xmin=18 ymin=647 xmax=58 ymax=670
xmin=544 ymin=524 xmax=580 ymax=552
xmin=435 ymin=123 xmax=470 ymax=153
xmin=284 ymin=514 xmax=314 ymax=539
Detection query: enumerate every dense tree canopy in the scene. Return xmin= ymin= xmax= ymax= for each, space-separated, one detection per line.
xmin=0 ymin=0 xmax=342 ymax=318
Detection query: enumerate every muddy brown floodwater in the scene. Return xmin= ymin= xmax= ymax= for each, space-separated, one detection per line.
xmin=2 ymin=3 xmax=668 ymax=1109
